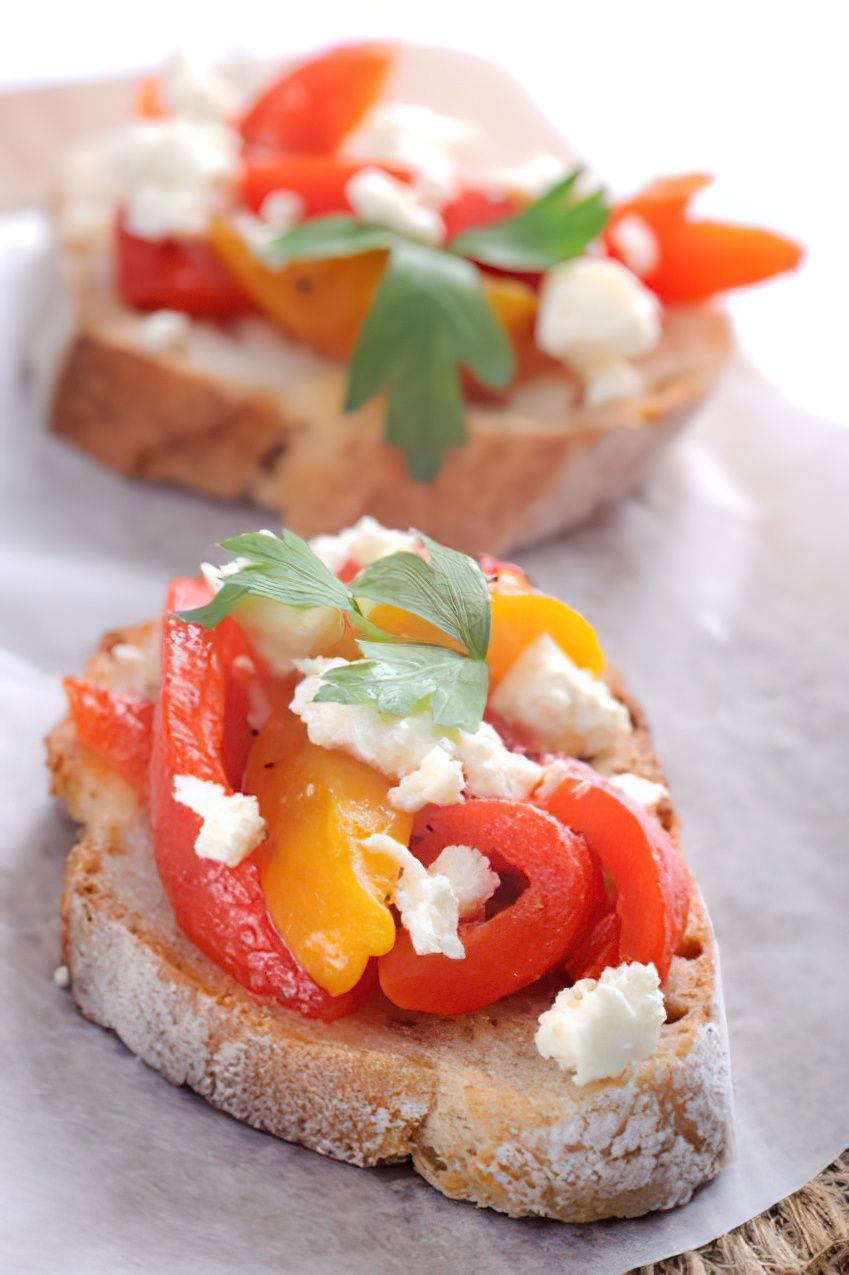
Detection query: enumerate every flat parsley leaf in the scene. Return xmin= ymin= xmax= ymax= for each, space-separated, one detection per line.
xmin=345 ymin=239 xmax=515 ymax=481
xmin=176 ymin=529 xmax=354 ymax=627
xmin=352 ymin=533 xmax=490 ymax=658
xmin=447 ymin=168 xmax=609 ymax=272
xmin=260 ymin=215 xmax=395 ymax=266
xmin=315 ymin=641 xmax=489 ymax=732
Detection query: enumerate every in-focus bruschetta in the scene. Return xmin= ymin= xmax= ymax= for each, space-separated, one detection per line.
xmin=48 ymin=519 xmax=731 ymax=1222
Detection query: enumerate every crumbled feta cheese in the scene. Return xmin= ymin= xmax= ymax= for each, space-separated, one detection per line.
xmin=172 ymin=775 xmax=266 ymax=867
xmin=232 ymin=188 xmax=305 ymax=252
xmin=110 ymin=642 xmax=145 ymax=663
xmin=309 ymin=516 xmax=417 ymax=575
xmin=536 ymin=962 xmax=665 ymax=1084
xmin=429 ymin=844 xmax=499 ymax=918
xmin=608 ymin=213 xmax=660 ymax=279
xmin=57 ymin=142 xmax=119 ymax=246
xmin=344 ymin=102 xmax=478 ymax=203
xmin=159 ymin=51 xmax=242 ymax=120
xmin=52 ymin=964 xmax=70 ymax=989
xmin=483 ymin=152 xmax=566 ymax=199
xmin=106 ymin=117 xmax=241 ymax=240
xmin=582 ymin=356 xmax=645 ymax=408
xmin=362 ymin=832 xmax=464 ymax=958
xmin=535 ymin=258 xmax=661 ymax=405
xmin=608 ymin=772 xmax=670 ymax=812
xmin=388 ymin=745 xmax=465 ymax=813
xmin=259 ymin=189 xmax=305 ymax=229
xmin=292 ymin=659 xmax=444 ymax=776
xmin=454 ymin=722 xmax=542 ymax=800
xmin=292 ymin=659 xmax=542 ymax=800
xmin=137 ymin=308 xmax=190 ymax=354
xmin=346 ymin=168 xmax=445 ymax=245
xmin=491 ymin=634 xmax=631 ymax=762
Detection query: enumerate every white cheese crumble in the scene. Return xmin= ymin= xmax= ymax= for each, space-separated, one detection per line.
xmin=535 ymin=258 xmax=661 ymax=406
xmin=137 ymin=308 xmax=191 ymax=354
xmin=455 ymin=721 xmax=542 ymax=800
xmin=309 ymin=516 xmax=417 ymax=575
xmin=159 ymin=52 xmax=242 ymax=121
xmin=490 ymin=633 xmax=631 ymax=762
xmin=362 ymin=832 xmax=463 ymax=959
xmin=110 ymin=642 xmax=145 ymax=663
xmin=536 ymin=962 xmax=665 ymax=1085
xmin=259 ymin=189 xmax=305 ymax=228
xmin=608 ymin=213 xmax=660 ymax=279
xmin=483 ymin=152 xmax=566 ymax=199
xmin=52 ymin=964 xmax=70 ymax=989
xmin=106 ymin=117 xmax=241 ymax=240
xmin=346 ymin=168 xmax=445 ymax=245
xmin=232 ymin=188 xmax=305 ymax=251
xmin=608 ymin=772 xmax=670 ymax=812
xmin=581 ymin=356 xmax=645 ymax=408
xmin=429 ymin=844 xmax=499 ymax=918
xmin=388 ymin=745 xmax=465 ymax=813
xmin=344 ymin=102 xmax=478 ymax=204
xmin=172 ymin=775 xmax=266 ymax=867
xmin=291 ymin=659 xmax=542 ymax=802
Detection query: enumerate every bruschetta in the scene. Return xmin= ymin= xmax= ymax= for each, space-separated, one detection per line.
xmin=47 ymin=519 xmax=731 ymax=1221
xmin=48 ymin=44 xmax=800 ymax=554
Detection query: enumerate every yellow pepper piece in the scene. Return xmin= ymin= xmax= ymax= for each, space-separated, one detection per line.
xmin=208 ymin=215 xmax=387 ymax=359
xmin=365 ymin=603 xmax=464 ymax=651
xmin=207 ymin=216 xmax=552 ymax=385
xmin=487 ymin=590 xmax=605 ymax=685
xmin=245 ymin=710 xmax=412 ymax=996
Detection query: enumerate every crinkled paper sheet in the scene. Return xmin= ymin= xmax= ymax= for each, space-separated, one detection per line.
xmin=0 ymin=211 xmax=847 ymax=1275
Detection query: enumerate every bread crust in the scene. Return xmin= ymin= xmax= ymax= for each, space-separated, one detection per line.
xmin=46 ymin=622 xmax=731 ymax=1223
xmin=49 ymin=246 xmax=731 ymax=556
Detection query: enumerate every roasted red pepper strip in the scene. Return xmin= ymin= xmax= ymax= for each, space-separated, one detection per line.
xmin=538 ymin=761 xmax=690 ymax=981
xmin=606 ymin=173 xmax=803 ymax=303
xmin=441 ymin=188 xmax=521 ymax=239
xmin=115 ymin=217 xmax=256 ymax=318
xmin=149 ymin=576 xmax=371 ymax=1020
xmin=241 ymin=155 xmax=411 ymax=216
xmin=443 ymin=187 xmax=541 ymax=289
xmin=240 ymin=43 xmax=394 ymax=153
xmin=379 ymin=799 xmax=602 ymax=1015
xmin=565 ymin=908 xmax=622 ymax=983
xmin=64 ymin=678 xmax=153 ymax=797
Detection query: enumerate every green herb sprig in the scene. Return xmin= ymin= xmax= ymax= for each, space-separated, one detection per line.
xmin=178 ymin=528 xmax=491 ymax=731
xmin=260 ymin=167 xmax=608 ymax=481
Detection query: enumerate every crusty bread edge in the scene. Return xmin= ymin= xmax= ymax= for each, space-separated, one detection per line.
xmin=46 ymin=623 xmax=732 ymax=1223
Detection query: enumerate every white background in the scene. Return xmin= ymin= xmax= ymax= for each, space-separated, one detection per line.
xmin=2 ymin=0 xmax=847 ymax=425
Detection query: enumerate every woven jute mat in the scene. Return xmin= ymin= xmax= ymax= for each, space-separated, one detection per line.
xmin=637 ymin=1153 xmax=849 ymax=1275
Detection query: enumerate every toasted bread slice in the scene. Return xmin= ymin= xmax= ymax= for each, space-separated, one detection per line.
xmin=48 ymin=241 xmax=732 ymax=557
xmin=47 ymin=620 xmax=731 ymax=1223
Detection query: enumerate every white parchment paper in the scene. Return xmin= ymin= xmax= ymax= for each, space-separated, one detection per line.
xmin=1 ymin=206 xmax=848 ymax=1274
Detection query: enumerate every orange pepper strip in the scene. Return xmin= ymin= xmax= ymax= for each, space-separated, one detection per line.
xmin=638 ymin=219 xmax=804 ymax=305
xmin=606 ymin=172 xmax=803 ymax=303
xmin=245 ymin=710 xmax=412 ymax=997
xmin=134 ymin=76 xmax=166 ymax=118
xmin=487 ymin=590 xmax=605 ymax=685
xmin=208 ymin=215 xmax=387 ymax=358
xmin=239 ymin=43 xmax=395 ymax=153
